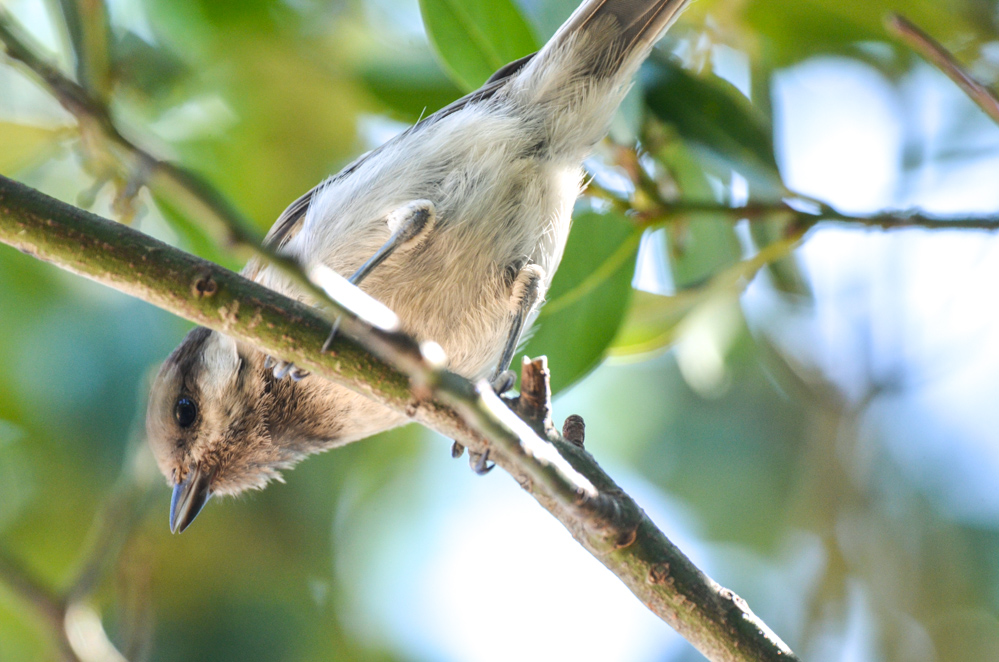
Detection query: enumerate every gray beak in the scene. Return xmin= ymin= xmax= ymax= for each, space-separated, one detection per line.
xmin=170 ymin=466 xmax=212 ymax=534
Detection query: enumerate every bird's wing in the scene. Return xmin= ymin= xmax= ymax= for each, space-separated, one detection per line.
xmin=244 ymin=49 xmax=541 ymax=282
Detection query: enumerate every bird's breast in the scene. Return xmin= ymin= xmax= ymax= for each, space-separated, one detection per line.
xmin=275 ymin=112 xmax=582 ymax=379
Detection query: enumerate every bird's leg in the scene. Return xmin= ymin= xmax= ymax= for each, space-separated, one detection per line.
xmin=321 ymin=200 xmax=436 ymax=352
xmin=456 ymin=263 xmax=546 ymax=475
xmin=268 ymin=200 xmax=436 ymax=380
xmin=489 ymin=264 xmax=545 ymax=393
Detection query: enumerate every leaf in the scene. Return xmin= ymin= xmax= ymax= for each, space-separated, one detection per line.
xmin=359 ymin=58 xmax=464 ymax=121
xmin=112 ymin=30 xmax=189 ymax=101
xmin=0 ymin=121 xmax=69 ymax=175
xmin=643 ymin=57 xmax=783 ymax=189
xmin=653 ymin=140 xmax=744 ymax=289
xmin=609 ymin=290 xmax=698 ymax=357
xmin=418 ymin=0 xmax=540 ymax=91
xmin=742 ymin=0 xmax=974 ymax=68
xmin=612 ymin=232 xmax=801 ymax=357
xmin=522 ymin=210 xmax=641 ymax=395
xmin=749 ymin=218 xmax=811 ymax=296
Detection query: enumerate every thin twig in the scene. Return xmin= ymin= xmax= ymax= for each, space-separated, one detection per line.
xmin=585 ymin=180 xmax=999 ymax=231
xmin=886 ymin=13 xmax=999 ymax=126
xmin=56 ymin=0 xmax=112 ymax=100
xmin=0 ymin=174 xmax=798 ymax=662
xmin=0 ymin=8 xmax=355 ymax=328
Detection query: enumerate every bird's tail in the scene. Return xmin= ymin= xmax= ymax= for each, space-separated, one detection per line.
xmin=507 ymin=0 xmax=691 ymax=155
xmin=551 ymin=0 xmax=691 ymax=67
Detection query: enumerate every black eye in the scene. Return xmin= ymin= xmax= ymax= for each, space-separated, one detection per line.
xmin=174 ymin=398 xmax=198 ymax=428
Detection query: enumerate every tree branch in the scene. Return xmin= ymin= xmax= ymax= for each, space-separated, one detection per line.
xmin=584 ymin=180 xmax=999 ymax=231
xmin=0 ymin=173 xmax=797 ymax=662
xmin=886 ymin=13 xmax=999 ymax=126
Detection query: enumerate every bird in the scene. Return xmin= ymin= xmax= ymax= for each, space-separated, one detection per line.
xmin=146 ymin=0 xmax=693 ymax=533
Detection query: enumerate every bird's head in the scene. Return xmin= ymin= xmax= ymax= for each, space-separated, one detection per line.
xmin=146 ymin=327 xmax=293 ymax=532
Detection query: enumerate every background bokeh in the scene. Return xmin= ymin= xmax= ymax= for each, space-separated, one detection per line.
xmin=2 ymin=0 xmax=999 ymax=660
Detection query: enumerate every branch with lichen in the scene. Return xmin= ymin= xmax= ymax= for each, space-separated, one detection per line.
xmin=0 ymin=173 xmax=798 ymax=662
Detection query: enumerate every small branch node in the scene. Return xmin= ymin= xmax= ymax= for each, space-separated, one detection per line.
xmin=515 ymin=356 xmax=555 ymax=437
xmin=192 ymin=274 xmax=217 ymax=298
xmin=647 ymin=563 xmax=673 ymax=586
xmin=562 ymin=414 xmax=585 ymax=447
xmin=614 ymin=527 xmax=639 ymax=549
xmin=575 ymin=487 xmax=643 ymax=550
xmin=718 ymin=588 xmax=748 ymax=612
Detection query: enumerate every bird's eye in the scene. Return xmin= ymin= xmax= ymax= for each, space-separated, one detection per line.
xmin=174 ymin=398 xmax=198 ymax=428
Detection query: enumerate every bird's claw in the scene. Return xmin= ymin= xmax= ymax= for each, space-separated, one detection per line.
xmin=469 ymin=449 xmax=494 ymax=475
xmin=265 ymin=357 xmax=309 ymax=381
xmin=490 ymin=370 xmax=516 ymax=395
xmin=450 ymin=442 xmax=493 ymax=474
xmin=273 ymin=360 xmax=293 ymax=379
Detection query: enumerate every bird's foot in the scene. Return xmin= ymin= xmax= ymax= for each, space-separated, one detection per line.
xmin=490 ymin=370 xmax=516 ymax=395
xmin=469 ymin=449 xmax=495 ymax=475
xmin=264 ymin=356 xmax=309 ymax=381
xmin=449 ymin=442 xmax=495 ymax=475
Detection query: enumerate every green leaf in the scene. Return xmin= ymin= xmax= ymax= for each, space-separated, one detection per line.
xmin=418 ymin=0 xmax=540 ymax=91
xmin=611 ymin=234 xmax=799 ymax=357
xmin=743 ymin=0 xmax=974 ymax=68
xmin=0 ymin=121 xmax=69 ymax=175
xmin=609 ymin=290 xmax=699 ymax=357
xmin=749 ymin=218 xmax=811 ymax=296
xmin=643 ymin=58 xmax=783 ymax=189
xmin=359 ymin=57 xmax=464 ymax=121
xmin=112 ymin=30 xmax=189 ymax=101
xmin=652 ymin=140 xmax=744 ymax=289
xmin=522 ymin=210 xmax=641 ymax=395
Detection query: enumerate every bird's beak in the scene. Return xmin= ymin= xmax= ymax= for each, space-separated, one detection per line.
xmin=170 ymin=466 xmax=213 ymax=534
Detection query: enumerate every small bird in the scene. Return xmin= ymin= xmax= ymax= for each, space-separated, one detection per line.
xmin=147 ymin=0 xmax=692 ymax=533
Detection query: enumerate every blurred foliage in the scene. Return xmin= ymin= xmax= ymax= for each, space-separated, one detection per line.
xmin=2 ymin=0 xmax=999 ymax=661
xmin=643 ymin=56 xmax=782 ymax=191
xmin=419 ymin=0 xmax=539 ymax=90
